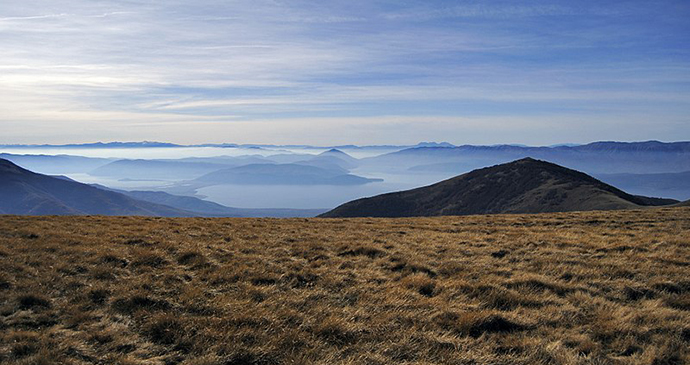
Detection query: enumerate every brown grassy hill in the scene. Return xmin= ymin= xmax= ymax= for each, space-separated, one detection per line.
xmin=0 ymin=208 xmax=689 ymax=364
xmin=322 ymin=158 xmax=677 ymax=218
xmin=0 ymin=158 xmax=191 ymax=216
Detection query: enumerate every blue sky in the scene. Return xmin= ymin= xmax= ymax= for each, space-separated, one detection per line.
xmin=0 ymin=0 xmax=689 ymax=145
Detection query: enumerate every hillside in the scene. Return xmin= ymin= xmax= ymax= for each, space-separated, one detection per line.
xmin=0 ymin=158 xmax=192 ymax=216
xmin=322 ymin=158 xmax=677 ymax=218
xmin=0 ymin=208 xmax=688 ymax=364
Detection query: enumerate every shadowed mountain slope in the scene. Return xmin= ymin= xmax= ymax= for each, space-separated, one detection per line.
xmin=321 ymin=158 xmax=678 ymax=218
xmin=0 ymin=158 xmax=194 ymax=216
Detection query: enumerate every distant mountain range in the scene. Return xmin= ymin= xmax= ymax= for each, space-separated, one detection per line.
xmin=0 ymin=159 xmax=325 ymax=217
xmin=3 ymin=140 xmax=689 ymax=151
xmin=0 ymin=141 xmax=181 ymax=148
xmin=0 ymin=140 xmax=423 ymax=149
xmin=3 ymin=141 xmax=690 ymax=214
xmin=320 ymin=158 xmax=679 ymax=218
xmin=366 ymin=141 xmax=690 ymax=175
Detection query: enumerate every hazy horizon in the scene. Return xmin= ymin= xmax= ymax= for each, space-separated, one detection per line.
xmin=1 ymin=138 xmax=689 ymax=148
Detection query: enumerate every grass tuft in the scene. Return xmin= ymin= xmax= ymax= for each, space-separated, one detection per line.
xmin=17 ymin=294 xmax=51 ymax=310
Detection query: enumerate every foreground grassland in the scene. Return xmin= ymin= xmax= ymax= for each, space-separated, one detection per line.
xmin=0 ymin=209 xmax=689 ymax=365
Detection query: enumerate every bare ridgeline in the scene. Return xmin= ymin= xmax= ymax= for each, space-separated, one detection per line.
xmin=0 ymin=207 xmax=689 ymax=364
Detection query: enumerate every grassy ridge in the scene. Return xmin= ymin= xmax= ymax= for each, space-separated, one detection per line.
xmin=0 ymin=209 xmax=689 ymax=364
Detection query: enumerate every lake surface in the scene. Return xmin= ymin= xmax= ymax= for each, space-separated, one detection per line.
xmin=196 ymin=171 xmax=451 ymax=209
xmin=196 ymin=183 xmax=408 ymax=209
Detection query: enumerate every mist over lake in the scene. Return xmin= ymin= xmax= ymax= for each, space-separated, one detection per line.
xmin=3 ymin=142 xmax=689 ymax=213
xmin=0 ymin=146 xmax=396 ymax=160
xmin=196 ymin=171 xmax=449 ymax=209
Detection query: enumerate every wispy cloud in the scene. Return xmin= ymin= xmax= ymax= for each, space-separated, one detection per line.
xmin=86 ymin=11 xmax=136 ymax=18
xmin=0 ymin=0 xmax=688 ymax=144
xmin=0 ymin=13 xmax=69 ymax=21
xmin=382 ymin=4 xmax=578 ymax=21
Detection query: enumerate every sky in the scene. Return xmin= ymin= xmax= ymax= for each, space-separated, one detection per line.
xmin=1 ymin=0 xmax=689 ymax=146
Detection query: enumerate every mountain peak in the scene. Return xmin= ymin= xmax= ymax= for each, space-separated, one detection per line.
xmin=320 ymin=148 xmax=348 ymax=155
xmin=514 ymin=157 xmax=538 ymax=163
xmin=318 ymin=148 xmax=357 ymax=162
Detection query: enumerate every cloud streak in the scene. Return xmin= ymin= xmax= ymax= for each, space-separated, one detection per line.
xmin=0 ymin=13 xmax=69 ymax=21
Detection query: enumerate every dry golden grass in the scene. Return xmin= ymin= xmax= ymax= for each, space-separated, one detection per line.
xmin=0 ymin=208 xmax=689 ymax=364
